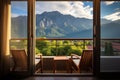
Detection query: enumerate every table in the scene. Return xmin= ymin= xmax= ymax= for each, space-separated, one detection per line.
xmin=53 ymin=56 xmax=70 ymax=73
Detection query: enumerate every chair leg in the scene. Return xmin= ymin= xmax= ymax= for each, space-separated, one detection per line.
xmin=69 ymin=59 xmax=72 ymax=73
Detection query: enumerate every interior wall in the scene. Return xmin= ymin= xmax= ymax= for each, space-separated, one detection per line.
xmin=0 ymin=0 xmax=11 ymax=77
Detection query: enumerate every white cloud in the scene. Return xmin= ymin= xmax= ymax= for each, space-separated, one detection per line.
xmin=36 ymin=1 xmax=93 ymax=19
xmin=11 ymin=13 xmax=27 ymax=18
xmin=104 ymin=1 xmax=115 ymax=5
xmin=11 ymin=13 xmax=19 ymax=17
xmin=103 ymin=12 xmax=120 ymax=21
xmin=115 ymin=8 xmax=120 ymax=12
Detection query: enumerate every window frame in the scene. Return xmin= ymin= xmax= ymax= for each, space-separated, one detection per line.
xmin=10 ymin=0 xmax=120 ymax=77
xmin=100 ymin=0 xmax=120 ymax=77
xmin=10 ymin=0 xmax=98 ymax=76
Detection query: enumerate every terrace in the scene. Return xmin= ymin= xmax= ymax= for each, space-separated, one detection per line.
xmin=10 ymin=38 xmax=93 ymax=74
xmin=10 ymin=38 xmax=120 ymax=74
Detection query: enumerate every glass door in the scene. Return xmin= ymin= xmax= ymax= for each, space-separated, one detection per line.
xmin=10 ymin=1 xmax=28 ymax=73
xmin=34 ymin=1 xmax=93 ymax=74
xmin=100 ymin=1 xmax=120 ymax=72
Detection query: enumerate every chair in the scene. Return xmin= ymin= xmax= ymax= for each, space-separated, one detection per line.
xmin=35 ymin=54 xmax=43 ymax=73
xmin=10 ymin=50 xmax=28 ymax=71
xmin=10 ymin=50 xmax=43 ymax=72
xmin=42 ymin=58 xmax=54 ymax=73
xmin=70 ymin=50 xmax=93 ymax=73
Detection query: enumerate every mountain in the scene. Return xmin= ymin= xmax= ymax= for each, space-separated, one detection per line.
xmin=36 ymin=11 xmax=93 ymax=38
xmin=63 ymin=29 xmax=93 ymax=38
xmin=11 ymin=11 xmax=93 ymax=38
xmin=101 ymin=19 xmax=111 ymax=25
xmin=11 ymin=16 xmax=27 ymax=38
xmin=101 ymin=22 xmax=120 ymax=38
xmin=79 ymin=20 xmax=120 ymax=38
xmin=11 ymin=11 xmax=120 ymax=38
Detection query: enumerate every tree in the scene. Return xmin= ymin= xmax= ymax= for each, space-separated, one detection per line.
xmin=105 ymin=42 xmax=114 ymax=56
xmin=36 ymin=40 xmax=52 ymax=56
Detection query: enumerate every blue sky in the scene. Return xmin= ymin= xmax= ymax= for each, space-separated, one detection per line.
xmin=11 ymin=1 xmax=120 ymax=21
xmin=101 ymin=1 xmax=120 ymax=16
xmin=11 ymin=1 xmax=27 ymax=17
xmin=101 ymin=1 xmax=120 ymax=21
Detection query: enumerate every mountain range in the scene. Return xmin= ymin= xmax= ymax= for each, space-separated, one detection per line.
xmin=11 ymin=11 xmax=120 ymax=38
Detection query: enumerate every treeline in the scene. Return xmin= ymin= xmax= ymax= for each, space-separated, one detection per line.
xmin=36 ymin=40 xmax=91 ymax=56
xmin=10 ymin=39 xmax=92 ymax=56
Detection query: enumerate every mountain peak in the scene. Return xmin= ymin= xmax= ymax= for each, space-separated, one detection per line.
xmin=49 ymin=11 xmax=61 ymax=14
xmin=41 ymin=11 xmax=62 ymax=15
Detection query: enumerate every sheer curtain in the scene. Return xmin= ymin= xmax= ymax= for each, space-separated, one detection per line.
xmin=0 ymin=0 xmax=11 ymax=76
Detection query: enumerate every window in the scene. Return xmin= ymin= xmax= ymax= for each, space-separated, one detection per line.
xmin=35 ymin=1 xmax=93 ymax=74
xmin=10 ymin=1 xmax=28 ymax=72
xmin=35 ymin=1 xmax=93 ymax=56
xmin=100 ymin=1 xmax=120 ymax=72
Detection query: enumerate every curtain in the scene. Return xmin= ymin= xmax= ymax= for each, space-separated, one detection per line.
xmin=0 ymin=0 xmax=11 ymax=76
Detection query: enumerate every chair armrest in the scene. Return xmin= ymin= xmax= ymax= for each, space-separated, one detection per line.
xmin=35 ymin=53 xmax=43 ymax=73
xmin=35 ymin=53 xmax=42 ymax=59
xmin=39 ymin=54 xmax=42 ymax=59
xmin=71 ymin=54 xmax=80 ymax=59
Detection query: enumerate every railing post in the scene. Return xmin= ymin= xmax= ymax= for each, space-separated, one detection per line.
xmin=83 ymin=40 xmax=86 ymax=50
xmin=56 ymin=40 xmax=58 ymax=56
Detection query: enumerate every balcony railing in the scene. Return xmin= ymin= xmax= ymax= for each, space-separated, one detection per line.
xmin=10 ymin=38 xmax=120 ymax=56
xmin=10 ymin=38 xmax=93 ymax=56
xmin=101 ymin=39 xmax=120 ymax=56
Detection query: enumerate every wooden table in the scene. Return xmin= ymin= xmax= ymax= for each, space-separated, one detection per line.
xmin=53 ymin=56 xmax=70 ymax=73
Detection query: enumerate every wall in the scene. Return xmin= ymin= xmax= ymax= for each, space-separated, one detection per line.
xmin=101 ymin=56 xmax=120 ymax=72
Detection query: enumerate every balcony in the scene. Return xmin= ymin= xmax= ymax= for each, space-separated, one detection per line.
xmin=10 ymin=38 xmax=93 ymax=73
xmin=10 ymin=38 xmax=120 ymax=73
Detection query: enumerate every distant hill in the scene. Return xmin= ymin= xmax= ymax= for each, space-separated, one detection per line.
xmin=11 ymin=11 xmax=120 ymax=38
xmin=101 ymin=22 xmax=120 ymax=38
xmin=11 ymin=16 xmax=27 ymax=38
xmin=78 ymin=20 xmax=120 ymax=38
xmin=63 ymin=29 xmax=93 ymax=38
